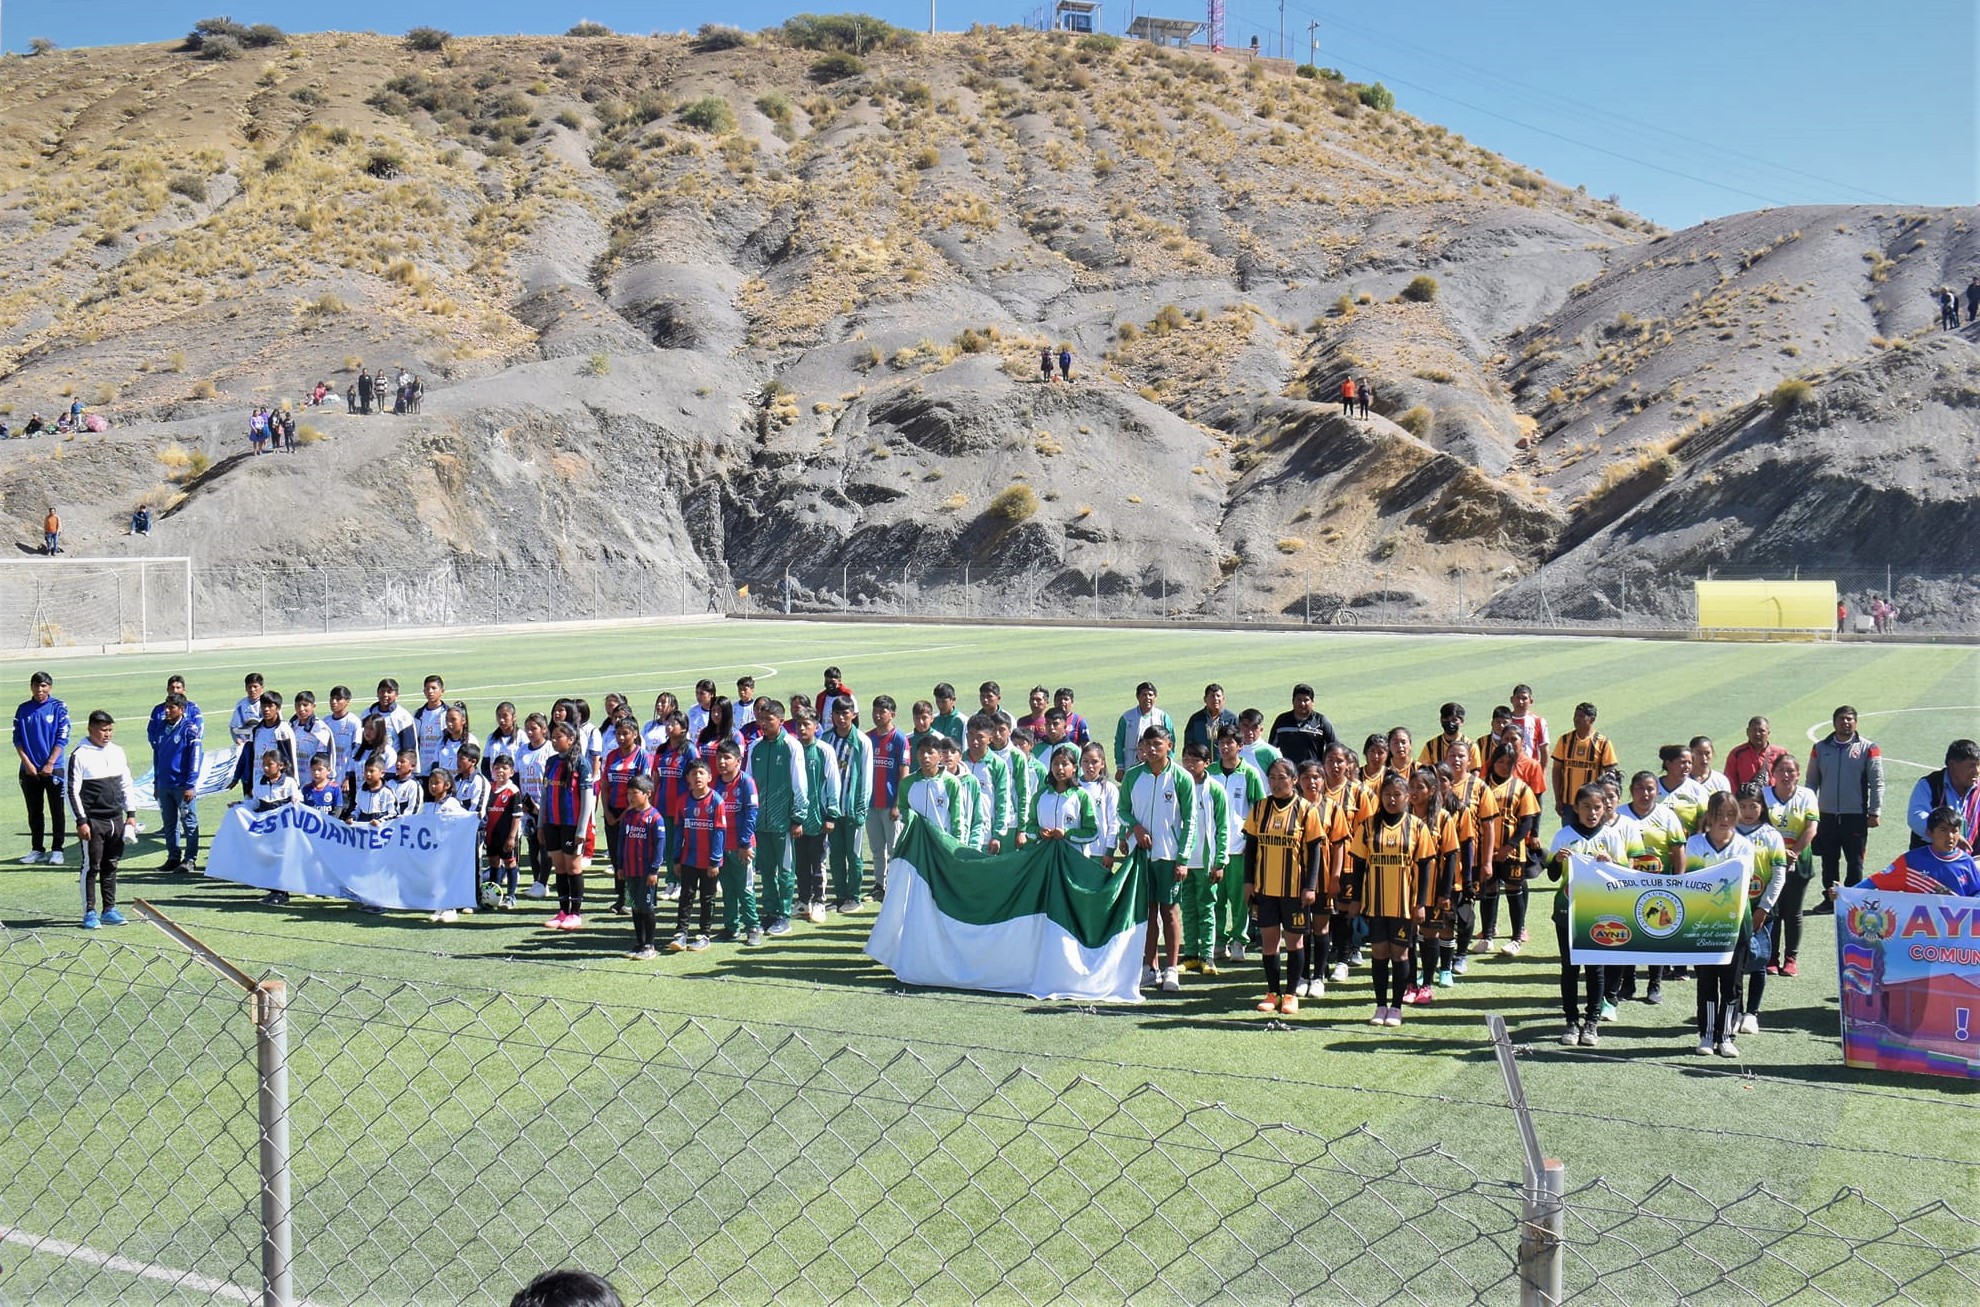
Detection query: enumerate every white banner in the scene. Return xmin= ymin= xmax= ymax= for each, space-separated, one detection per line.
xmin=132 ymin=745 xmax=240 ymax=811
xmin=205 ymin=805 xmax=480 ymax=911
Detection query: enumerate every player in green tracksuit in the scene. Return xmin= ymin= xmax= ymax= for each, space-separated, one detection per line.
xmin=825 ymin=698 xmax=873 ymax=910
xmin=963 ymin=713 xmax=1012 ymax=852
xmin=1025 ymin=744 xmax=1102 ymax=845
xmin=1214 ymin=731 xmax=1268 ymax=962
xmin=790 ymin=711 xmax=842 ymax=924
xmin=1178 ymin=743 xmax=1232 ymax=974
xmin=1116 ymin=729 xmax=1197 ymax=994
xmin=899 ymin=736 xmax=966 ymax=839
xmin=749 ymin=698 xmax=806 ymax=935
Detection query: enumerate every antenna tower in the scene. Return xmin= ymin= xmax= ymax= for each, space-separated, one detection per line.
xmin=1207 ymin=0 xmax=1225 ymax=50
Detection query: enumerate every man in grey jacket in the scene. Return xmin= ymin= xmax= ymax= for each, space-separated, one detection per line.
xmin=1804 ymin=705 xmax=1883 ymax=913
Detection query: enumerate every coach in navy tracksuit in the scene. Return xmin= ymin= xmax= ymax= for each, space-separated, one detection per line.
xmin=13 ymin=670 xmax=71 ymax=865
xmin=149 ymin=691 xmax=204 ymax=872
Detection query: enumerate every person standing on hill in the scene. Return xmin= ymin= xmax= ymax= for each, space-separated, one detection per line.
xmin=1057 ymin=345 xmax=1073 ymax=383
xmin=356 ymin=370 xmax=373 ymax=416
xmin=1339 ymin=375 xmax=1357 ymax=417
xmin=1967 ymin=276 xmax=1980 ymax=325
xmin=1040 ymin=347 xmax=1054 ymax=383
xmin=1936 ymin=286 xmax=1960 ymax=330
xmin=41 ymin=507 xmax=60 ymax=555
xmin=1357 ymin=378 xmax=1373 ymax=419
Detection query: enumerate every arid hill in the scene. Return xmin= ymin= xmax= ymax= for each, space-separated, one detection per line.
xmin=0 ymin=21 xmax=1971 ymax=633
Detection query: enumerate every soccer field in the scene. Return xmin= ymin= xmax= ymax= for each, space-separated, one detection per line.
xmin=2 ymin=619 xmax=1976 ymax=1305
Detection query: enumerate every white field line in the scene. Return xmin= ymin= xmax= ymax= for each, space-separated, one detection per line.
xmin=0 ymin=1224 xmax=255 ymax=1303
xmin=445 ymin=642 xmax=982 ymax=698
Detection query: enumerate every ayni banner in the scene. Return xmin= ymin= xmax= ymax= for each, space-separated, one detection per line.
xmin=1836 ymin=884 xmax=1980 ymax=1080
xmin=206 ymin=804 xmax=480 ymax=911
xmin=1566 ymin=852 xmax=1750 ymax=966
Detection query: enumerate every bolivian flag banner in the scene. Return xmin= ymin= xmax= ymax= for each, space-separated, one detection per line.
xmin=865 ymin=813 xmax=1149 ymax=1002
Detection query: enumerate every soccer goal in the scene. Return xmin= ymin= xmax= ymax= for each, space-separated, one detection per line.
xmin=0 ymin=557 xmax=194 ymax=651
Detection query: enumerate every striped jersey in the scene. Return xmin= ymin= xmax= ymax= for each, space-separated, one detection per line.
xmin=675 ymin=790 xmax=726 ymax=869
xmin=1550 ymin=731 xmax=1617 ymax=800
xmin=599 ymin=746 xmax=653 ymax=812
xmin=617 ymin=806 xmax=665 ymax=880
xmin=869 ymin=727 xmax=912 ymax=806
xmin=712 ymin=770 xmax=758 ymax=849
xmin=1349 ymin=813 xmax=1437 ymax=919
xmin=652 ymin=742 xmax=700 ymax=819
xmin=1765 ymin=785 xmax=1818 ymax=844
xmin=1243 ymin=794 xmax=1322 ymax=899
xmin=541 ymin=752 xmax=593 ymax=827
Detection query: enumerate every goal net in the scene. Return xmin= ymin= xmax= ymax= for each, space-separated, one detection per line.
xmin=0 ymin=557 xmax=192 ymax=651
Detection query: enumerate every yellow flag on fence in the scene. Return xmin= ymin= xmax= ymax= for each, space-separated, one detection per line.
xmin=737 ymin=584 xmax=750 ymax=596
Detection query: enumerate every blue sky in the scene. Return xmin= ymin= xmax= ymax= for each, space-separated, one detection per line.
xmin=5 ymin=1 xmax=1972 ymax=228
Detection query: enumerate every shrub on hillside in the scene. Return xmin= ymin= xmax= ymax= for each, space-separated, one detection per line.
xmin=404 ymin=27 xmax=451 ymax=52
xmin=1295 ymin=64 xmax=1318 ymax=79
xmin=1770 ymin=378 xmax=1814 ymax=412
xmin=167 ymin=173 xmax=208 ymax=202
xmin=182 ymin=17 xmax=244 ymax=50
xmin=566 ymin=21 xmax=613 ymax=37
xmin=1400 ymin=274 xmax=1439 ymax=303
xmin=1357 ymin=81 xmax=1395 ymax=111
xmin=809 ymin=52 xmax=865 ymax=82
xmin=755 ymin=91 xmax=794 ymax=122
xmin=679 ymin=96 xmax=734 ymax=133
xmin=197 ymin=36 xmax=243 ymax=61
xmin=988 ymin=485 xmax=1038 ymax=522
xmin=28 ymin=36 xmax=57 ymax=55
xmin=1076 ymin=33 xmax=1121 ymax=55
xmin=241 ymin=24 xmax=286 ymax=47
xmin=1395 ymin=405 xmax=1433 ymax=438
xmin=692 ymin=24 xmax=752 ymax=52
xmin=783 ymin=13 xmax=917 ymax=53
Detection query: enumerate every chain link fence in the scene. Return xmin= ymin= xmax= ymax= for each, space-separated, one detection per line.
xmin=4 ymin=926 xmax=1976 ymax=1306
xmin=0 ymin=555 xmax=1965 ymax=650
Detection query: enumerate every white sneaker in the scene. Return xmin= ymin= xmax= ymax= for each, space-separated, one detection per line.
xmin=47 ymin=849 xmax=64 ymax=866
xmin=1697 ymin=1038 xmax=1715 ymax=1056
xmin=1159 ymin=967 xmax=1181 ymax=993
xmin=429 ymin=910 xmax=444 ymax=923
xmin=438 ymin=909 xmax=458 ymax=924
xmin=1560 ymin=1022 xmax=1581 ymax=1046
xmin=1293 ymin=978 xmax=1311 ymax=998
xmin=19 ymin=850 xmax=44 ymax=864
xmin=1330 ymin=962 xmax=1350 ymax=983
xmin=1308 ymin=979 xmax=1325 ymax=999
xmin=1739 ymin=1013 xmax=1759 ymax=1035
xmin=525 ymin=883 xmax=548 ymax=899
xmin=1229 ymin=941 xmax=1247 ymax=962
xmin=1717 ymin=1039 xmax=1741 ymax=1059
xmin=1141 ymin=965 xmax=1160 ymax=988
xmin=1470 ymin=938 xmax=1491 ymax=954
xmin=807 ymin=904 xmax=827 ymax=924
xmin=1501 ymin=939 xmax=1523 ymax=957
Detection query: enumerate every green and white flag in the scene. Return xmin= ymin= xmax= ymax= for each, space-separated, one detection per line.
xmin=865 ymin=812 xmax=1149 ymax=1002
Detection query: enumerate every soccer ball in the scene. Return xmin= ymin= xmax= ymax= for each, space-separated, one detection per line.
xmin=479 ymin=880 xmax=501 ymax=909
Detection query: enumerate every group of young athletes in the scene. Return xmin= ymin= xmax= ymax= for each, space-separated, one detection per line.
xmin=33 ymin=661 xmax=1971 ymax=1056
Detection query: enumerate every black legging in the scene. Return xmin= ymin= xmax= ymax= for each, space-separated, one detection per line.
xmin=1770 ymin=852 xmax=1814 ymax=961
xmin=18 ymin=769 xmax=65 ymax=852
xmin=1553 ymin=913 xmax=1603 ymax=1024
xmin=675 ymin=867 xmax=716 ymax=938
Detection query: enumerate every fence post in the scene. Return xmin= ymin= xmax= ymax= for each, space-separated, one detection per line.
xmin=322 ymin=570 xmax=330 ymax=634
xmin=255 ymin=980 xmax=295 ymax=1307
xmin=843 ymin=563 xmax=850 ymax=612
xmin=592 ymin=570 xmax=600 ymax=622
xmin=1092 ymin=568 xmax=1100 ymax=621
xmin=963 ymin=563 xmax=970 ymax=620
xmin=259 ymin=577 xmax=267 ymax=638
xmin=1489 ymin=1014 xmax=1565 ymax=1307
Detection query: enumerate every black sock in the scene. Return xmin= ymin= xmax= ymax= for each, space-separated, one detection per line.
xmin=1287 ymin=948 xmax=1305 ymax=989
xmin=1391 ymin=961 xmax=1409 ymax=1008
xmin=1263 ymin=952 xmax=1282 ymax=993
xmin=1372 ymin=957 xmax=1389 ymax=1002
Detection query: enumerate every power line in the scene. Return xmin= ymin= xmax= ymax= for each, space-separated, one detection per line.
xmin=1310 ymin=8 xmax=1906 ymax=206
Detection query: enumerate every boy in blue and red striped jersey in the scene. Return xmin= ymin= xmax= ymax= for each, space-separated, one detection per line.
xmin=619 ymin=776 xmax=667 ymax=960
xmin=670 ymin=759 xmax=726 ymax=952
xmin=650 ymin=711 xmax=699 ymax=900
xmin=866 ymin=695 xmax=911 ymax=902
xmin=712 ymin=741 xmax=761 ymax=945
xmin=483 ymin=755 xmax=531 ymax=909
xmin=599 ymin=717 xmax=652 ymax=915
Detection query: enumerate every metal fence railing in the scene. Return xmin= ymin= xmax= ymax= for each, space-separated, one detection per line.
xmin=2 ymin=924 xmax=1974 ymax=1306
xmin=0 ymin=554 xmax=1967 ymax=649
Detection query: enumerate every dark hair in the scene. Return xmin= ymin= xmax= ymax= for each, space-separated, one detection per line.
xmin=1689 ymin=735 xmax=1713 ymax=752
xmin=1216 ymin=726 xmax=1238 ymax=744
xmin=933 ymin=682 xmax=956 ymax=701
xmin=757 ymin=698 xmax=785 ymax=719
xmin=1927 ymin=806 xmax=1962 ymax=833
xmin=1573 ymin=781 xmax=1606 ymax=808
xmin=1238 ymin=708 xmax=1265 ymax=728
xmin=966 ymin=712 xmax=996 ymax=733
xmin=246 ymin=672 xmax=265 ymax=688
xmin=1575 ymin=701 xmax=1597 ymax=719
xmin=685 ymin=758 xmax=711 ymax=777
xmin=716 ymin=741 xmax=743 ymax=761
xmin=331 ymin=685 xmax=353 ymax=701
xmin=424 ymin=674 xmax=444 ymax=690
xmin=736 ymin=675 xmax=755 ymax=692
xmin=1135 ymin=680 xmax=1157 ymax=696
xmin=629 ymin=773 xmax=655 ymax=794
xmin=1630 ymin=769 xmax=1656 ymax=788
xmin=509 ymin=1268 xmax=624 ymax=1307
xmin=259 ymin=691 xmax=284 ymax=709
xmin=1736 ymin=780 xmax=1766 ymax=805
xmin=1203 ymin=682 xmax=1223 ymax=697
xmin=1703 ymin=791 xmax=1738 ymax=824
xmin=1658 ymin=744 xmax=1690 ymax=766
xmin=1054 ymin=687 xmax=1075 ymax=703
xmin=1182 ymin=742 xmax=1212 ymax=762
xmin=1946 ymin=739 xmax=1980 ymax=764
xmin=294 ymin=689 xmax=316 ymax=706
xmin=165 ymin=691 xmax=187 ymax=709
xmin=1439 ymin=701 xmax=1465 ymax=720
xmin=87 ymin=709 xmax=113 ymax=728
xmin=695 ymin=677 xmax=717 ymax=695
xmin=1291 ymin=682 xmax=1314 ymax=699
xmin=873 ymin=694 xmax=896 ymax=714
xmin=376 ymin=677 xmax=397 ymax=694
xmin=1511 ymin=683 xmax=1533 ymax=698
xmin=979 ymin=680 xmax=1000 ymax=698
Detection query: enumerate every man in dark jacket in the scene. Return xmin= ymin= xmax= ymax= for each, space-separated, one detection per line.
xmin=149 ymin=691 xmax=204 ymax=872
xmin=1268 ymin=684 xmax=1338 ymax=769
xmin=1805 ymin=705 xmax=1884 ymax=910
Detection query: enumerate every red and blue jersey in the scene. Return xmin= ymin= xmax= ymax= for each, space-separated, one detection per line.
xmin=617 ymin=806 xmax=666 ymax=881
xmin=1871 ymin=846 xmax=1980 ymax=897
xmin=302 ymin=781 xmax=342 ymax=812
xmin=712 ymin=770 xmax=759 ymax=849
xmin=652 ymin=741 xmax=699 ymax=819
xmin=675 ymin=789 xmax=727 ymax=870
xmin=599 ymin=745 xmax=652 ymax=812
xmin=541 ymin=751 xmax=593 ymax=827
xmin=869 ymin=727 xmax=912 ymax=807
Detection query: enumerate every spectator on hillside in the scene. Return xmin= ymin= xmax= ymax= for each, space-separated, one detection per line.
xmin=68 ymin=398 xmax=82 ymax=428
xmin=310 ymin=381 xmax=329 ymax=406
xmin=248 ymin=407 xmax=270 ymax=455
xmin=42 ymin=508 xmax=60 ymax=555
xmin=1057 ymin=346 xmax=1072 ymax=383
xmin=1357 ymin=378 xmax=1373 ymax=419
xmin=1339 ymin=376 xmax=1356 ymax=417
xmin=356 ymin=370 xmax=373 ymax=415
xmin=129 ymin=506 xmax=152 ymax=536
xmin=373 ymin=370 xmax=389 ymax=414
xmin=1936 ymin=286 xmax=1960 ymax=330
xmin=22 ymin=413 xmax=45 ymax=437
xmin=346 ymin=382 xmax=358 ymax=413
xmin=1968 ymin=276 xmax=1980 ymax=326
xmin=1040 ymin=347 xmax=1054 ymax=383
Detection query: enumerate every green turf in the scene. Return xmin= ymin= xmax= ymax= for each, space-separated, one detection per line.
xmin=1 ymin=620 xmax=1975 ymax=1305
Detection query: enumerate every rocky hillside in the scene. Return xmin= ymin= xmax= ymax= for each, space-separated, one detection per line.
xmin=0 ymin=21 xmax=1971 ymax=632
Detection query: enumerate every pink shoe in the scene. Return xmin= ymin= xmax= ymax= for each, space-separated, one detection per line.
xmin=1400 ymin=986 xmax=1420 ymax=1005
xmin=544 ymin=913 xmax=569 ymax=930
xmin=1415 ymin=987 xmax=1434 ymax=1006
xmin=1516 ymin=929 xmax=1530 ymax=944
xmin=559 ymin=914 xmax=584 ymax=931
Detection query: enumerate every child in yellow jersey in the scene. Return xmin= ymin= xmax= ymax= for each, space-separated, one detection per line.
xmin=1440 ymin=739 xmax=1498 ymax=981
xmin=1674 ymin=791 xmax=1755 ymax=1058
xmin=1655 ymin=744 xmax=1709 ymax=834
xmin=1549 ymin=702 xmax=1618 ymax=828
xmin=1546 ymin=783 xmax=1628 ymax=1047
xmin=1478 ymin=742 xmax=1542 ymax=956
xmin=1607 ymin=769 xmax=1686 ymax=1007
xmin=1418 ymin=702 xmax=1467 ymax=770
xmin=1321 ymin=743 xmax=1376 ymax=984
xmin=1734 ymin=782 xmax=1788 ymax=1036
xmin=1405 ymin=766 xmax=1462 ymax=1005
xmin=1242 ymin=760 xmax=1329 ymax=1015
xmin=1763 ymin=753 xmax=1820 ymax=978
xmin=1344 ymin=771 xmax=1436 ymax=1027
xmin=1290 ymin=761 xmax=1352 ymax=998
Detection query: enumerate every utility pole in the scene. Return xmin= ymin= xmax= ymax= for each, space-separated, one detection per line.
xmin=1278 ymin=0 xmax=1286 ymax=59
xmin=1307 ymin=20 xmax=1318 ymax=69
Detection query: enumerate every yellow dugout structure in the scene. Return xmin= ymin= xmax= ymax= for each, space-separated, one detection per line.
xmin=1694 ymin=579 xmax=1838 ymax=634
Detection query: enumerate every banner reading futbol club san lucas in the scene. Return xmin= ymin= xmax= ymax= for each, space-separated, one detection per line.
xmin=206 ymin=805 xmax=480 ymax=911
xmin=1565 ymin=853 xmax=1750 ymax=966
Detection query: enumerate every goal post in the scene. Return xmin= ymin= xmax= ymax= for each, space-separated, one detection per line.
xmin=1694 ymin=579 xmax=1837 ymax=637
xmin=0 ymin=557 xmax=194 ymax=653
